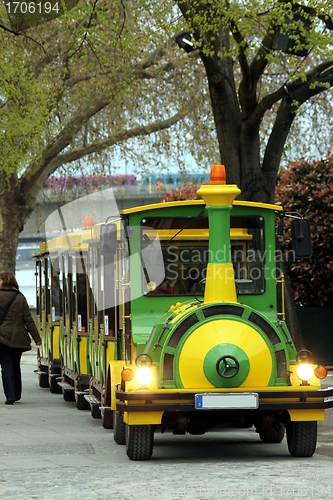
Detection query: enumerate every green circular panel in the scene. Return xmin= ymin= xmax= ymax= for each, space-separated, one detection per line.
xmin=203 ymin=343 xmax=250 ymax=388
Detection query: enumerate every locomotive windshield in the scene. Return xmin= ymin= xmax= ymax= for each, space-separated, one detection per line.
xmin=141 ymin=215 xmax=265 ymax=295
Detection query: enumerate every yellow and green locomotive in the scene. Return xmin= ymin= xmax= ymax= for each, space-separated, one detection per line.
xmin=35 ymin=165 xmax=332 ymax=460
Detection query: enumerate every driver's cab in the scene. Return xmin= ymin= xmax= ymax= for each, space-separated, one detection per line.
xmin=140 ymin=214 xmax=265 ymax=297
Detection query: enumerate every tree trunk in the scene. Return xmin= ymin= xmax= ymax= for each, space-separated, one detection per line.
xmin=204 ymin=69 xmax=242 ymax=186
xmin=238 ymin=127 xmax=271 ymax=203
xmin=202 ymin=54 xmax=303 ymax=347
xmin=200 ymin=35 xmax=242 ymax=187
xmin=0 ymin=182 xmax=26 ymax=273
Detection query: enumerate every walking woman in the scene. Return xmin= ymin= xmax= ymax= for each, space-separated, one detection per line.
xmin=0 ymin=271 xmax=41 ymax=405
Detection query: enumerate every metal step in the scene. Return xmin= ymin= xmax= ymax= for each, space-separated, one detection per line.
xmin=34 ymin=370 xmax=60 ymax=378
xmin=75 ymin=390 xmax=89 ymax=396
xmin=57 ymin=381 xmax=74 ymax=391
xmin=84 ymin=394 xmax=100 ymax=405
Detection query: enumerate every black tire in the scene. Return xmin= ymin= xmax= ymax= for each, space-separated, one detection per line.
xmin=38 ymin=372 xmax=49 ymax=388
xmin=102 ymin=408 xmax=114 ymax=429
xmin=259 ymin=422 xmax=285 ymax=443
xmin=286 ymin=421 xmax=317 ymax=457
xmin=126 ymin=424 xmax=154 ymax=461
xmin=49 ymin=373 xmax=62 ymax=394
xmin=113 ymin=411 xmax=126 ymax=445
xmin=91 ymin=403 xmax=102 ymax=419
xmin=74 ymin=374 xmax=90 ymax=410
xmin=76 ymin=393 xmax=90 ymax=410
xmin=63 ymin=387 xmax=75 ymax=402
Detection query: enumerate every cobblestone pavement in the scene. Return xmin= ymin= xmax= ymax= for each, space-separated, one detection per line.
xmin=0 ymin=350 xmax=333 ymax=500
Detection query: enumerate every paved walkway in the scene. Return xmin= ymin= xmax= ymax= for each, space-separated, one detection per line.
xmin=1 ymin=349 xmax=333 ymax=499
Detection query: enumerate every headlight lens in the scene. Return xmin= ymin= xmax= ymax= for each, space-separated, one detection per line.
xmin=135 ymin=366 xmax=153 ymax=385
xmin=296 ymin=363 xmax=314 ymax=381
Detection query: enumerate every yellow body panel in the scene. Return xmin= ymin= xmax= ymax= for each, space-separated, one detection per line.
xmin=110 ymin=362 xmax=125 ymax=410
xmin=142 ymin=228 xmax=252 ymax=241
xmin=46 ymin=230 xmax=90 ymax=253
xmin=105 ymin=341 xmax=115 ymax=366
xmin=52 ymin=325 xmax=60 ymax=359
xmin=79 ymin=337 xmax=89 ymax=374
xmin=120 ymin=199 xmax=283 ymax=215
xmin=179 ymin=319 xmax=273 ymax=388
xmin=124 ymin=412 xmax=163 ymax=425
xmin=288 ymin=409 xmax=325 ymax=421
xmin=39 ymin=241 xmax=48 ymax=254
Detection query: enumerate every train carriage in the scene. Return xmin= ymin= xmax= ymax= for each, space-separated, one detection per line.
xmin=35 ymin=241 xmax=62 ymax=392
xmin=35 ymin=229 xmax=92 ymax=404
xmin=57 ymin=230 xmax=91 ymax=408
xmin=35 ymin=164 xmax=333 ymax=460
xmin=83 ymin=219 xmax=125 ymax=423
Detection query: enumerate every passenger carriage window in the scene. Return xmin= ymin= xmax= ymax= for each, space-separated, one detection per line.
xmin=36 ymin=259 xmax=42 ymax=318
xmin=77 ymin=273 xmax=87 ymax=332
xmin=87 ymin=244 xmax=100 ymax=333
xmin=141 ymin=215 xmax=265 ymax=295
xmin=88 ymin=247 xmax=94 ymax=324
xmin=46 ymin=259 xmax=51 ymax=317
xmin=58 ymin=256 xmax=65 ymax=327
xmin=40 ymin=258 xmax=46 ymax=312
xmin=99 ymin=251 xmax=117 ymax=337
xmin=63 ymin=255 xmax=70 ymax=320
xmin=50 ymin=256 xmax=63 ymax=322
xmin=71 ymin=256 xmax=77 ymax=326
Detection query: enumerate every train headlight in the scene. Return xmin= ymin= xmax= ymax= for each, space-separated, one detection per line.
xmin=135 ymin=366 xmax=153 ymax=385
xmin=296 ymin=363 xmax=314 ymax=382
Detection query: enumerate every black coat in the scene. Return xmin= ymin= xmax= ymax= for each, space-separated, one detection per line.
xmin=0 ymin=286 xmax=41 ymax=351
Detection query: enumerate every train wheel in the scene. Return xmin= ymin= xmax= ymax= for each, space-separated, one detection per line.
xmin=91 ymin=403 xmax=102 ymax=419
xmin=63 ymin=387 xmax=75 ymax=402
xmin=49 ymin=374 xmax=61 ymax=393
xmin=37 ymin=359 xmax=49 ymax=388
xmin=286 ymin=421 xmax=317 ymax=457
xmin=38 ymin=372 xmax=49 ymax=388
xmin=113 ymin=411 xmax=126 ymax=445
xmin=76 ymin=393 xmax=90 ymax=410
xmin=102 ymin=408 xmax=114 ymax=429
xmin=259 ymin=422 xmax=285 ymax=443
xmin=74 ymin=375 xmax=90 ymax=410
xmin=49 ymin=364 xmax=62 ymax=394
xmin=126 ymin=424 xmax=154 ymax=461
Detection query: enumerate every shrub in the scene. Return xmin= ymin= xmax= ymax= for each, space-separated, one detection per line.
xmin=160 ymin=183 xmax=200 ymax=202
xmin=275 ymin=154 xmax=333 ymax=306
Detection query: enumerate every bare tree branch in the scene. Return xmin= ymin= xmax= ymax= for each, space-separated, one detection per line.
xmin=49 ymin=105 xmax=193 ymax=168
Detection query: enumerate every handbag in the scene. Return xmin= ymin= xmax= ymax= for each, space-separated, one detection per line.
xmin=0 ymin=292 xmax=18 ymax=326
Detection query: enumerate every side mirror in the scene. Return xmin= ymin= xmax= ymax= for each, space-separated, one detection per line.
xmin=100 ymin=223 xmax=117 ymax=255
xmin=291 ymin=219 xmax=312 ymax=259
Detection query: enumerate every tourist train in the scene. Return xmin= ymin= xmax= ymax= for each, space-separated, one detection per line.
xmin=34 ymin=165 xmax=333 ymax=460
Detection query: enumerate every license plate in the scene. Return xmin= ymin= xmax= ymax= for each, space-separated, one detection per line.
xmin=195 ymin=393 xmax=259 ymax=410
